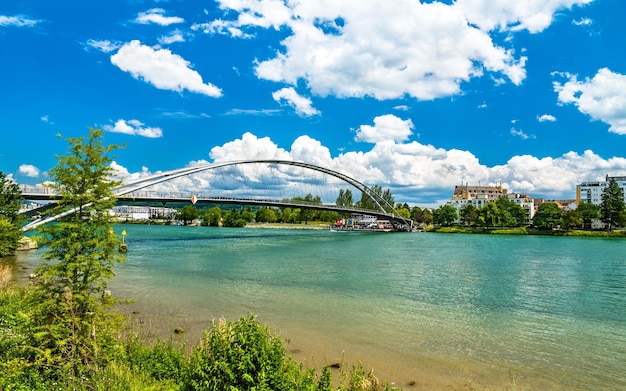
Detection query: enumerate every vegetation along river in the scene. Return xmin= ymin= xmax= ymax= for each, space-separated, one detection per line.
xmin=11 ymin=225 xmax=626 ymax=390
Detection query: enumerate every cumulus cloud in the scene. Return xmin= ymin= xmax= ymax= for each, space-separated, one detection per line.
xmin=537 ymin=114 xmax=556 ymax=122
xmin=113 ymin=128 xmax=626 ymax=206
xmin=454 ymin=0 xmax=593 ymax=33
xmin=355 ymin=114 xmax=414 ymax=144
xmin=19 ymin=164 xmax=40 ymax=177
xmin=135 ymin=8 xmax=184 ymax=26
xmin=554 ymin=68 xmax=626 ymax=134
xmin=206 ymin=0 xmax=528 ymax=100
xmin=103 ymin=119 xmax=163 ymax=138
xmin=0 ymin=15 xmax=39 ymax=27
xmin=272 ymin=87 xmax=320 ymax=117
xmin=110 ymin=40 xmax=222 ymax=97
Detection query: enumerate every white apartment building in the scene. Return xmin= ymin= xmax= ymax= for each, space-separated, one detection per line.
xmin=446 ymin=184 xmax=535 ymax=223
xmin=576 ymin=175 xmax=626 ymax=206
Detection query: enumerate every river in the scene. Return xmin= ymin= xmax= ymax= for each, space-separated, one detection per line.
xmin=8 ymin=225 xmax=626 ymax=390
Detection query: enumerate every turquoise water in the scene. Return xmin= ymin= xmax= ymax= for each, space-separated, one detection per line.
xmin=10 ymin=226 xmax=626 ymax=390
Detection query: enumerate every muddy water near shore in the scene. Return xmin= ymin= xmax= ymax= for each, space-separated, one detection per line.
xmin=10 ymin=225 xmax=626 ymax=390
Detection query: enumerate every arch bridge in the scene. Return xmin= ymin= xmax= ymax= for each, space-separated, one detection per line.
xmin=21 ymin=159 xmax=412 ymax=231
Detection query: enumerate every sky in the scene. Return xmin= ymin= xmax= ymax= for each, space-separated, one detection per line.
xmin=1 ymin=0 xmax=626 ymax=207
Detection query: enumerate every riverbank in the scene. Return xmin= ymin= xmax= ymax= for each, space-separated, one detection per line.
xmin=427 ymin=225 xmax=626 ymax=237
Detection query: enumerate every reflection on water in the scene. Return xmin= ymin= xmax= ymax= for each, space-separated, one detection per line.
xmin=6 ymin=226 xmax=626 ymax=390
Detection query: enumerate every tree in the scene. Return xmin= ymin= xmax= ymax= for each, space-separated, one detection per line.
xmin=179 ymin=205 xmax=199 ymax=225
xmin=335 ymin=189 xmax=354 ymax=207
xmin=459 ymin=204 xmax=478 ymax=226
xmin=204 ymin=206 xmax=222 ymax=226
xmin=532 ymin=202 xmax=563 ymax=229
xmin=432 ymin=205 xmax=457 ymax=226
xmin=479 ymin=202 xmax=500 ymax=227
xmin=0 ymin=171 xmax=23 ymax=257
xmin=600 ymin=178 xmax=625 ymax=230
xmin=576 ymin=202 xmax=600 ymax=230
xmin=31 ymin=128 xmax=125 ymax=379
xmin=256 ymin=207 xmax=277 ymax=223
xmin=562 ymin=209 xmax=582 ymax=230
xmin=495 ymin=197 xmax=528 ymax=226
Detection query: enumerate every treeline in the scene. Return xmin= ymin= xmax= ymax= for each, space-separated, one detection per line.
xmin=430 ymin=178 xmax=626 ymax=230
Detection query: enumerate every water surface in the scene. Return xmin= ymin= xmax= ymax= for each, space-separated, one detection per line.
xmin=10 ymin=225 xmax=626 ymax=390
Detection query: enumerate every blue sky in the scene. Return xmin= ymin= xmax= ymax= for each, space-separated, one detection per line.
xmin=1 ymin=0 xmax=626 ymax=206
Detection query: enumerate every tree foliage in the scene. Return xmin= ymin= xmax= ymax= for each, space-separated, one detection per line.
xmin=600 ymin=178 xmax=626 ymax=230
xmin=576 ymin=202 xmax=600 ymax=230
xmin=432 ymin=205 xmax=457 ymax=226
xmin=204 ymin=206 xmax=222 ymax=226
xmin=179 ymin=205 xmax=199 ymax=225
xmin=0 ymin=171 xmax=23 ymax=257
xmin=30 ymin=128 xmax=125 ymax=380
xmin=532 ymin=202 xmax=563 ymax=229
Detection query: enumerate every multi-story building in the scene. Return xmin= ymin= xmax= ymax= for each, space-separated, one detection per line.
xmin=576 ymin=175 xmax=626 ymax=206
xmin=446 ymin=184 xmax=535 ymax=223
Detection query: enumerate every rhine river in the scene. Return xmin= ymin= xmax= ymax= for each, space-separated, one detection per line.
xmin=10 ymin=225 xmax=626 ymax=390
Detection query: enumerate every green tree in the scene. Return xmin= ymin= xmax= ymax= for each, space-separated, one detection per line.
xmin=562 ymin=209 xmax=582 ymax=230
xmin=204 ymin=206 xmax=222 ymax=226
xmin=494 ymin=197 xmax=528 ymax=226
xmin=335 ymin=189 xmax=354 ymax=207
xmin=255 ymin=207 xmax=277 ymax=223
xmin=600 ymin=178 xmax=625 ymax=230
xmin=432 ymin=205 xmax=457 ymax=226
xmin=479 ymin=202 xmax=500 ymax=227
xmin=179 ymin=205 xmax=199 ymax=225
xmin=459 ymin=204 xmax=478 ymax=226
xmin=576 ymin=202 xmax=600 ymax=230
xmin=532 ymin=202 xmax=563 ymax=229
xmin=0 ymin=171 xmax=23 ymax=257
xmin=31 ymin=128 xmax=125 ymax=380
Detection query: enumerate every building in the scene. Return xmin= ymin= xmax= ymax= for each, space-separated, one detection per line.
xmin=446 ymin=184 xmax=535 ymax=223
xmin=112 ymin=205 xmax=178 ymax=221
xmin=576 ymin=175 xmax=626 ymax=206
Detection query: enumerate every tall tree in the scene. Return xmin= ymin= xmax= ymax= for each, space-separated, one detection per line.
xmin=532 ymin=202 xmax=563 ymax=230
xmin=432 ymin=205 xmax=457 ymax=226
xmin=205 ymin=206 xmax=222 ymax=226
xmin=31 ymin=128 xmax=125 ymax=380
xmin=0 ymin=171 xmax=23 ymax=257
xmin=576 ymin=202 xmax=600 ymax=230
xmin=459 ymin=204 xmax=478 ymax=226
xmin=179 ymin=205 xmax=199 ymax=225
xmin=494 ymin=197 xmax=527 ymax=226
xmin=335 ymin=189 xmax=354 ymax=207
xmin=600 ymin=178 xmax=625 ymax=230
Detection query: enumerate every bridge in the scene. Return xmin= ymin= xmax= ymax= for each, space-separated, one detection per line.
xmin=20 ymin=159 xmax=412 ymax=231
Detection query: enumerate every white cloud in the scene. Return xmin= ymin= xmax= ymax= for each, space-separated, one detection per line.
xmin=19 ymin=164 xmax=40 ymax=177
xmin=272 ymin=87 xmax=320 ymax=117
xmin=158 ymin=30 xmax=185 ymax=45
xmin=573 ymin=17 xmax=593 ymax=26
xmin=510 ymin=127 xmax=535 ymax=140
xmin=110 ymin=40 xmax=222 ymax=97
xmin=0 ymin=15 xmax=39 ymax=27
xmin=454 ymin=0 xmax=594 ymax=33
xmin=554 ymin=68 xmax=626 ymax=134
xmin=355 ymin=114 xmax=414 ymax=144
xmin=537 ymin=114 xmax=556 ymax=122
xmin=104 ymin=119 xmax=163 ymax=138
xmin=209 ymin=0 xmax=527 ymax=100
xmin=40 ymin=115 xmax=54 ymax=124
xmin=85 ymin=39 xmax=122 ymax=53
xmin=135 ymin=8 xmax=184 ymax=26
xmin=114 ymin=128 xmax=626 ymax=206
